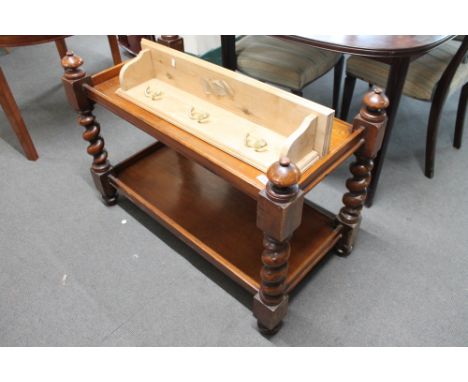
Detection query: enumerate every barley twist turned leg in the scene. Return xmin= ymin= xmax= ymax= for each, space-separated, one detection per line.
xmin=254 ymin=157 xmax=303 ymax=335
xmin=336 ymin=88 xmax=389 ymax=256
xmin=336 ymin=156 xmax=373 ymax=256
xmin=79 ymin=111 xmax=109 ymax=172
xmin=256 ymin=235 xmax=291 ymax=335
xmin=78 ymin=110 xmax=117 ymax=205
xmin=61 ymin=52 xmax=117 ymax=205
xmin=259 ymin=236 xmax=290 ymax=307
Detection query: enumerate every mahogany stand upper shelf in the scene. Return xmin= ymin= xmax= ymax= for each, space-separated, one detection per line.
xmin=61 ymin=44 xmax=389 ymax=334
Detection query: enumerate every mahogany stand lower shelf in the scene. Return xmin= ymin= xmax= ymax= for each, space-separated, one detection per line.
xmin=109 ymin=142 xmax=342 ymax=294
xmin=61 ymin=50 xmax=389 ymax=335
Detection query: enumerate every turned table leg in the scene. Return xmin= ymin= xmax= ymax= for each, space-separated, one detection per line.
xmin=336 ymin=88 xmax=389 ymax=256
xmin=107 ymin=35 xmax=122 ymax=65
xmin=254 ymin=157 xmax=303 ymax=334
xmin=61 ymin=52 xmax=117 ymax=205
xmin=78 ymin=109 xmax=117 ymax=205
xmin=55 ymin=38 xmax=68 ymax=60
xmin=0 ymin=66 xmax=39 ymax=160
xmin=336 ymin=156 xmax=373 ymax=256
xmin=366 ymin=57 xmax=409 ymax=206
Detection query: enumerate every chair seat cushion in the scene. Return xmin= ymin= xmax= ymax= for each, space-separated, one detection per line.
xmin=347 ymin=40 xmax=468 ymax=101
xmin=236 ymin=36 xmax=342 ymax=91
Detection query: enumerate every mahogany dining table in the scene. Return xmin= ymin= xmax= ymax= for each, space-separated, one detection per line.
xmin=0 ymin=35 xmax=121 ymax=161
xmin=220 ymin=35 xmax=454 ymax=206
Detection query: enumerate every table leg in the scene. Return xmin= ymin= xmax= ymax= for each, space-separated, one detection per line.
xmin=55 ymin=38 xmax=68 ymax=60
xmin=61 ymin=52 xmax=117 ymax=205
xmin=365 ymin=57 xmax=410 ymax=206
xmin=107 ymin=35 xmax=122 ymax=65
xmin=0 ymin=66 xmax=39 ymax=160
xmin=221 ymin=35 xmax=237 ymax=70
xmin=336 ymin=89 xmax=389 ymax=254
xmin=254 ymin=158 xmax=303 ymax=335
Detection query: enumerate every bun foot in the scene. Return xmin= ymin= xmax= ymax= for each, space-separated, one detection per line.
xmin=424 ymin=168 xmax=434 ymax=179
xmin=257 ymin=321 xmax=282 ymax=336
xmin=102 ymin=194 xmax=118 ymax=206
xmin=335 ymin=245 xmax=352 ymax=257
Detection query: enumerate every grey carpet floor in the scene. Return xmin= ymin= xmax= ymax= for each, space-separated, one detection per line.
xmin=0 ymin=36 xmax=467 ymax=346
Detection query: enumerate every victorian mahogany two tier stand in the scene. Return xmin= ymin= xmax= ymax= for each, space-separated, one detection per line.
xmin=61 ymin=42 xmax=388 ymax=334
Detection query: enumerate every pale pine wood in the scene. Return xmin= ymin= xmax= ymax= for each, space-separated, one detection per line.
xmin=140 ymin=39 xmax=334 ymax=141
xmin=87 ymin=71 xmax=359 ymax=199
xmin=88 ymin=74 xmax=363 ymax=198
xmin=116 ymin=40 xmax=334 ymax=172
xmin=118 ymin=76 xmax=319 ymax=172
xmin=118 ymin=49 xmax=153 ymax=90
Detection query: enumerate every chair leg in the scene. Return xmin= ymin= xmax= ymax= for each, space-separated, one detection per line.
xmin=424 ymin=97 xmax=447 ymax=178
xmin=424 ymin=37 xmax=468 ymax=178
xmin=0 ymin=67 xmax=38 ymax=160
xmin=340 ymin=74 xmax=356 ymax=121
xmin=454 ymin=82 xmax=468 ymax=149
xmin=291 ymin=89 xmax=303 ymax=97
xmin=332 ymin=56 xmax=344 ymax=114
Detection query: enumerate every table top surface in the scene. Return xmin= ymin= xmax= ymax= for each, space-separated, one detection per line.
xmin=0 ymin=35 xmax=68 ymax=48
xmin=279 ymin=35 xmax=454 ymax=58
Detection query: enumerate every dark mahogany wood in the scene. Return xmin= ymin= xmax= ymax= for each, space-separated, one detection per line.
xmin=278 ymin=35 xmax=453 ymax=59
xmin=366 ymin=57 xmax=409 ymax=205
xmin=336 ymin=88 xmax=389 ymax=255
xmin=454 ymin=82 xmax=468 ymax=149
xmin=340 ymin=75 xmax=357 ymax=120
xmin=109 ymin=145 xmax=341 ymax=294
xmin=0 ymin=35 xmax=122 ymax=160
xmin=0 ymin=35 xmax=69 ymax=47
xmin=254 ymin=157 xmax=304 ymax=334
xmin=424 ymin=36 xmax=468 ymax=178
xmin=157 ymin=35 xmax=184 ymax=52
xmin=62 ymin=53 xmax=388 ymax=334
xmin=333 ymin=56 xmax=344 ymax=114
xmin=251 ymin=35 xmax=453 ymax=205
xmin=61 ymin=52 xmax=116 ymax=205
xmin=336 ymin=156 xmax=374 ymax=256
xmin=340 ymin=36 xmax=467 ymax=182
xmin=0 ymin=67 xmax=38 ymax=160
xmin=107 ymin=36 xmax=122 ymax=65
xmin=221 ymin=35 xmax=237 ymax=71
xmin=55 ymin=38 xmax=68 ymax=60
xmin=0 ymin=35 xmax=121 ymax=64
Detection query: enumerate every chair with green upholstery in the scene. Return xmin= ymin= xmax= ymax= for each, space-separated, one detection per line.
xmin=340 ymin=36 xmax=468 ymax=178
xmin=234 ymin=35 xmax=344 ymax=111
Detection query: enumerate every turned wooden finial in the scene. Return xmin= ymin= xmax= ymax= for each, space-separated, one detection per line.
xmin=360 ymin=87 xmax=390 ymax=123
xmin=61 ymin=51 xmax=86 ymax=80
xmin=353 ymin=87 xmax=390 ymax=158
xmin=266 ymin=156 xmax=301 ymax=202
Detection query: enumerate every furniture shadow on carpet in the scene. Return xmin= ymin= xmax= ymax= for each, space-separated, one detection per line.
xmin=116 ymin=197 xmax=253 ymax=310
